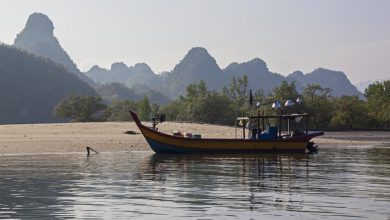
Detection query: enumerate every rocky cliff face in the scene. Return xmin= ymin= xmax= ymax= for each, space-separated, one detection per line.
xmin=85 ymin=46 xmax=363 ymax=98
xmin=86 ymin=62 xmax=159 ymax=88
xmin=223 ymin=58 xmax=285 ymax=93
xmin=287 ymin=68 xmax=363 ymax=98
xmin=16 ymin=13 xmax=362 ymax=99
xmin=161 ymin=47 xmax=224 ymax=96
xmin=13 ymin=12 xmax=94 ymax=85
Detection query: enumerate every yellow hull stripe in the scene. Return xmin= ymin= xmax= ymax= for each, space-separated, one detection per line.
xmin=140 ymin=126 xmax=307 ymax=151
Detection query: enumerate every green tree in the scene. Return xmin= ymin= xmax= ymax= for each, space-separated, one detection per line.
xmin=186 ymin=80 xmax=208 ymax=100
xmin=364 ymin=80 xmax=390 ymax=128
xmin=304 ymin=84 xmax=332 ymax=102
xmin=162 ymin=100 xmax=184 ymax=121
xmin=272 ymin=81 xmax=299 ymax=101
xmin=223 ymin=75 xmax=249 ymax=100
xmin=302 ymin=84 xmax=334 ymax=128
xmin=188 ymin=92 xmax=235 ymax=124
xmin=151 ymin=103 xmax=160 ymax=117
xmin=223 ymin=75 xmax=251 ymax=116
xmin=105 ymin=100 xmax=137 ymax=121
xmin=330 ymin=96 xmax=369 ymax=129
xmin=162 ymin=81 xmax=235 ymax=125
xmin=270 ymin=81 xmax=301 ymax=117
xmin=138 ymin=96 xmax=152 ymax=121
xmin=53 ymin=95 xmax=106 ymax=122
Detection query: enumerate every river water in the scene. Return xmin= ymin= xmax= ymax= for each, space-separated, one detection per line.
xmin=0 ymin=145 xmax=389 ymax=219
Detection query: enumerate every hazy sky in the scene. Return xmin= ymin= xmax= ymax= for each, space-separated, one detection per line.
xmin=1 ymin=0 xmax=389 ymax=83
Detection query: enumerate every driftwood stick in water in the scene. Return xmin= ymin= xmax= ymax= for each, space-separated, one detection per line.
xmin=86 ymin=146 xmax=99 ymax=155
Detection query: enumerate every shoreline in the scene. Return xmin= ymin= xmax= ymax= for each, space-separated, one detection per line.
xmin=1 ymin=122 xmax=389 ymax=156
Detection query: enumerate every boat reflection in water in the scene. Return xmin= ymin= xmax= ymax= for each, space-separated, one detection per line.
xmin=135 ymin=153 xmax=312 ymax=212
xmin=1 ymin=147 xmax=389 ymax=219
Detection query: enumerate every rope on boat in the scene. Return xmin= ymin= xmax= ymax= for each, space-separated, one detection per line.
xmin=132 ymin=135 xmax=144 ymax=149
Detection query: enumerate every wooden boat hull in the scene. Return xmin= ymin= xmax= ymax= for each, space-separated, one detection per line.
xmin=130 ymin=111 xmax=322 ymax=154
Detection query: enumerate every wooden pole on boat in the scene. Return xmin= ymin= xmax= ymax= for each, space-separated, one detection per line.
xmin=262 ymin=109 xmax=265 ymax=131
xmin=287 ymin=118 xmax=290 ymax=135
xmin=235 ymin=104 xmax=237 ymax=139
xmin=279 ymin=110 xmax=282 ymax=139
xmin=257 ymin=110 xmax=260 ymax=139
xmin=242 ymin=112 xmax=245 ymax=139
xmin=305 ymin=114 xmax=308 ymax=134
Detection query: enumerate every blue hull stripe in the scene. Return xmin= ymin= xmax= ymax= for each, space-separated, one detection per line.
xmin=145 ymin=138 xmax=306 ymax=154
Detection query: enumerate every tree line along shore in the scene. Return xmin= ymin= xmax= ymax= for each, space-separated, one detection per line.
xmin=54 ymin=77 xmax=389 ymax=131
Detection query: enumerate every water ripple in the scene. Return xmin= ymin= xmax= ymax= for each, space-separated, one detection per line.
xmin=0 ymin=147 xmax=389 ymax=219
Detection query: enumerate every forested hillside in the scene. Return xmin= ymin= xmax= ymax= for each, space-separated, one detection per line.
xmin=0 ymin=44 xmax=97 ymax=124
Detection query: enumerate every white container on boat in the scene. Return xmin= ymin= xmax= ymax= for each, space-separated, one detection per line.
xmin=193 ymin=134 xmax=201 ymax=139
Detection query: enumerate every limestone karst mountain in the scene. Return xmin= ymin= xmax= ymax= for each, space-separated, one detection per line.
xmin=287 ymin=68 xmax=363 ymax=98
xmin=223 ymin=58 xmax=285 ymax=93
xmin=87 ymin=47 xmax=224 ymax=97
xmin=159 ymin=47 xmax=224 ymax=96
xmin=86 ymin=62 xmax=158 ymax=88
xmin=13 ymin=12 xmax=94 ymax=85
xmin=86 ymin=46 xmax=363 ymax=98
xmin=14 ymin=13 xmax=362 ymax=99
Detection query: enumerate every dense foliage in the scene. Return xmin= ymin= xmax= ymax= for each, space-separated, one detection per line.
xmin=53 ymin=78 xmax=389 ymax=130
xmin=96 ymin=82 xmax=171 ymax=105
xmin=0 ymin=44 xmax=97 ymax=124
xmin=54 ymin=95 xmax=106 ymax=122
xmin=364 ymin=81 xmax=390 ymax=128
xmin=160 ymin=79 xmax=389 ymax=130
xmin=104 ymin=100 xmax=138 ymax=121
xmin=55 ymin=95 xmax=158 ymax=122
xmin=164 ymin=81 xmax=235 ymax=125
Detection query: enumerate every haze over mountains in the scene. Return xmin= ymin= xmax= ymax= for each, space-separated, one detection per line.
xmin=11 ymin=13 xmax=171 ymax=104
xmin=0 ymin=12 xmax=365 ymax=123
xmin=87 ymin=47 xmax=363 ymax=98
xmin=14 ymin=12 xmax=362 ymax=99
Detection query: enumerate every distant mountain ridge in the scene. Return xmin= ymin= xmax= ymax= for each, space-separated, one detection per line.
xmin=87 ymin=47 xmax=362 ymax=98
xmin=13 ymin=12 xmax=363 ymax=100
xmin=86 ymin=62 xmax=158 ymax=88
xmin=287 ymin=68 xmax=363 ymax=98
xmin=223 ymin=58 xmax=285 ymax=94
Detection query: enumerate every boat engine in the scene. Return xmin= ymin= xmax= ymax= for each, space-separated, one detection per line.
xmin=307 ymin=141 xmax=319 ymax=153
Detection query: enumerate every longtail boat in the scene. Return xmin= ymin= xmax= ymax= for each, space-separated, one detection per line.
xmin=129 ymin=110 xmax=323 ymax=154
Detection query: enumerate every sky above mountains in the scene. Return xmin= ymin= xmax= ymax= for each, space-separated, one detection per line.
xmin=1 ymin=0 xmax=389 ymax=83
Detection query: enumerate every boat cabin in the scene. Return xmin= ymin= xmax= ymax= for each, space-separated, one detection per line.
xmin=236 ymin=112 xmax=311 ymax=141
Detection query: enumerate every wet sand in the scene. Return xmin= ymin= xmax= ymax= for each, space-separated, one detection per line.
xmin=0 ymin=121 xmax=389 ymax=155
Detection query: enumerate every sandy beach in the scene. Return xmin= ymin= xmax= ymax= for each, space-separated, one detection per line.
xmin=0 ymin=121 xmax=389 ymax=155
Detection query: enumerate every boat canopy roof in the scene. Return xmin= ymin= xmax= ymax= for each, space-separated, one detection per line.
xmin=237 ymin=113 xmax=310 ymax=121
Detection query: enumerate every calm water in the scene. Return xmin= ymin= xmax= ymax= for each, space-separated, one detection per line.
xmin=1 ymin=145 xmax=390 ymax=219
